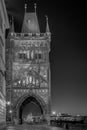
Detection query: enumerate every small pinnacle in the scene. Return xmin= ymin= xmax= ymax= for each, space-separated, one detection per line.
xmin=45 ymin=15 xmax=48 ymax=21
xmin=34 ymin=3 xmax=37 ymax=12
xmin=25 ymin=3 xmax=27 ymax=12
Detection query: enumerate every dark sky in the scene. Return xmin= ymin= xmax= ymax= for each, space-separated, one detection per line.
xmin=5 ymin=0 xmax=87 ymax=116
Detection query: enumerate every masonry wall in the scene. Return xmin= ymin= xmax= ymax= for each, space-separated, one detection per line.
xmin=0 ymin=0 xmax=9 ymax=128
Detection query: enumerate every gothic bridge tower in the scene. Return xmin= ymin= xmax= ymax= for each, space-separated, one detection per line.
xmin=6 ymin=4 xmax=51 ymax=123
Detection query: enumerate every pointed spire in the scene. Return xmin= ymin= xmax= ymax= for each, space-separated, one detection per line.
xmin=7 ymin=19 xmax=12 ymax=38
xmin=11 ymin=16 xmax=14 ymax=32
xmin=7 ymin=17 xmax=14 ymax=38
xmin=45 ymin=15 xmax=50 ymax=33
xmin=25 ymin=3 xmax=27 ymax=13
xmin=34 ymin=3 xmax=37 ymax=13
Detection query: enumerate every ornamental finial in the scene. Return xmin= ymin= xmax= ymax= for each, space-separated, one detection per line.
xmin=25 ymin=3 xmax=27 ymax=13
xmin=34 ymin=3 xmax=37 ymax=13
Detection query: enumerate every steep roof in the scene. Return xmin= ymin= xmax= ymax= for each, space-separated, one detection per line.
xmin=22 ymin=12 xmax=40 ymax=33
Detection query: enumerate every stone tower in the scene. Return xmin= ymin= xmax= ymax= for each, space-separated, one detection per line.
xmin=6 ymin=4 xmax=51 ymax=124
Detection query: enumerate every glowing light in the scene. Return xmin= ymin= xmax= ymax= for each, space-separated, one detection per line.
xmin=9 ymin=110 xmax=12 ymax=113
xmin=18 ymin=80 xmax=21 ymax=84
xmin=29 ymin=76 xmax=32 ymax=83
xmin=52 ymin=111 xmax=56 ymax=115
xmin=7 ymin=101 xmax=11 ymax=105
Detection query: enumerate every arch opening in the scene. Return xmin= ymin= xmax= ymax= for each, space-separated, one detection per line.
xmin=19 ymin=96 xmax=43 ymax=124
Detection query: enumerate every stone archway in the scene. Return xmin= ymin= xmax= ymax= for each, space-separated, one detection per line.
xmin=15 ymin=93 xmax=47 ymax=124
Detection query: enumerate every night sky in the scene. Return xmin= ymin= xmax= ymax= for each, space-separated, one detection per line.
xmin=5 ymin=0 xmax=87 ymax=116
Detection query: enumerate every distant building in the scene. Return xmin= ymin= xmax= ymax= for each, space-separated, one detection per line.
xmin=0 ymin=0 xmax=9 ymax=128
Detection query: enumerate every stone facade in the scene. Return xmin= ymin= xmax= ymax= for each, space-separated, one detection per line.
xmin=6 ymin=6 xmax=51 ymax=123
xmin=0 ymin=0 xmax=9 ymax=128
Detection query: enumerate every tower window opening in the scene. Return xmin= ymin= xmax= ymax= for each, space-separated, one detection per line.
xmin=18 ymin=53 xmax=28 ymax=61
xmin=23 ymin=53 xmax=27 ymax=59
xmin=35 ymin=53 xmax=42 ymax=60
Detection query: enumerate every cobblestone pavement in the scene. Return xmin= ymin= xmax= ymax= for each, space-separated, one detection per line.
xmin=6 ymin=124 xmax=66 ymax=130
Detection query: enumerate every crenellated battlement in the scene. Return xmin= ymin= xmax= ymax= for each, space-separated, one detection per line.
xmin=10 ymin=32 xmax=51 ymax=41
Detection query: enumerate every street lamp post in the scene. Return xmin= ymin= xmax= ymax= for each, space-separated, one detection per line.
xmin=7 ymin=86 xmax=13 ymax=123
xmin=6 ymin=100 xmax=12 ymax=123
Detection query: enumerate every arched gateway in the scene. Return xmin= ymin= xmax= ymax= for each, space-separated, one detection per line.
xmin=6 ymin=4 xmax=51 ymax=124
xmin=15 ymin=93 xmax=48 ymax=124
